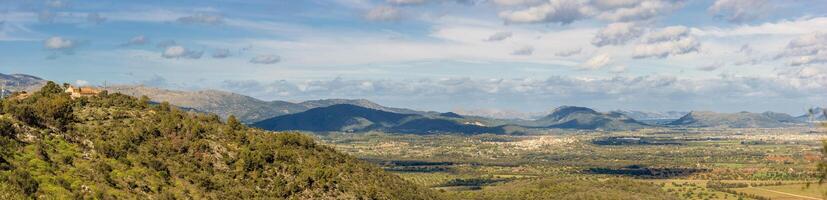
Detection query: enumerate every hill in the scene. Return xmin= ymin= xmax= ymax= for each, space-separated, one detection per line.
xmin=613 ymin=110 xmax=688 ymax=120
xmin=526 ymin=106 xmax=650 ymax=130
xmin=107 ymin=86 xmax=422 ymax=123
xmin=0 ymin=73 xmax=47 ymax=96
xmin=668 ymin=111 xmax=797 ymax=128
xmin=253 ymin=104 xmax=507 ymax=134
xmin=0 ymin=82 xmax=437 ymax=199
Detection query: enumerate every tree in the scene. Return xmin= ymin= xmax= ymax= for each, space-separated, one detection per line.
xmin=37 ymin=81 xmax=64 ymax=96
xmin=139 ymin=95 xmax=151 ymax=108
xmin=227 ymin=115 xmax=243 ymax=130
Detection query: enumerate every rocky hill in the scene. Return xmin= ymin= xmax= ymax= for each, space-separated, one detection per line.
xmin=526 ymin=106 xmax=650 ymax=130
xmin=0 ymin=73 xmax=47 ymax=96
xmin=668 ymin=111 xmax=797 ymax=128
xmin=0 ymin=82 xmax=436 ymax=199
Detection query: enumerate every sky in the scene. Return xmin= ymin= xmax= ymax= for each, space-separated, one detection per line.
xmin=1 ymin=0 xmax=826 ymax=115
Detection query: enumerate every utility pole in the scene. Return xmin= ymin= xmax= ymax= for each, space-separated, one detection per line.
xmin=1 ymin=80 xmax=5 ymax=99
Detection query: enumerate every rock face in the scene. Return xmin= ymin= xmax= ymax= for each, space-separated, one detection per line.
xmin=253 ymin=104 xmax=507 ymax=134
xmin=613 ymin=110 xmax=688 ymax=120
xmin=669 ymin=111 xmax=798 ymax=128
xmin=529 ymin=106 xmax=650 ymax=130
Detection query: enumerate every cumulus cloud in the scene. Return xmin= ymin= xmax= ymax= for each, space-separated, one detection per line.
xmin=177 ymin=13 xmax=224 ymax=25
xmin=498 ymin=0 xmax=590 ymax=24
xmin=365 ymin=6 xmax=401 ymax=21
xmin=592 ymin=22 xmax=643 ymax=46
xmin=633 ymin=26 xmax=699 ymax=59
xmin=87 ymin=12 xmax=107 ymax=24
xmin=708 ymin=0 xmax=772 ymax=23
xmin=595 ymin=0 xmax=682 ymax=22
xmin=581 ymin=53 xmax=612 ymax=70
xmin=250 ymin=54 xmax=281 ymax=64
xmin=212 ymin=48 xmax=231 ymax=58
xmin=778 ymin=32 xmax=827 ymax=66
xmin=162 ymin=45 xmax=203 ymax=59
xmin=485 ymin=31 xmax=513 ymax=41
xmin=44 ymin=36 xmax=76 ymax=51
xmin=511 ymin=46 xmax=534 ymax=56
xmin=555 ymin=48 xmax=582 ymax=57
xmin=75 ymin=80 xmax=89 ymax=86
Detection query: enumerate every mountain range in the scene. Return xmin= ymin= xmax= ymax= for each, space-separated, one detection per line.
xmin=252 ymin=104 xmax=512 ymax=134
xmin=1 ymin=73 xmax=819 ymax=132
xmin=668 ymin=111 xmax=800 ymax=128
xmin=106 ymin=85 xmax=424 ymax=123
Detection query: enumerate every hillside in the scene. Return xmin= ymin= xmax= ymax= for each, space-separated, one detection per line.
xmin=0 ymin=82 xmax=437 ymax=199
xmin=253 ymin=104 xmax=507 ymax=134
xmin=526 ymin=106 xmax=649 ymax=130
xmin=668 ymin=111 xmax=797 ymax=128
xmin=0 ymin=73 xmax=47 ymax=96
xmin=107 ymin=86 xmax=423 ymax=123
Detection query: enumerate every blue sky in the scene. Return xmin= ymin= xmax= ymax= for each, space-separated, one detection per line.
xmin=1 ymin=0 xmax=826 ymax=115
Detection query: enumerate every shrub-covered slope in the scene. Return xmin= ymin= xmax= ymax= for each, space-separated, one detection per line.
xmin=0 ymin=82 xmax=436 ymax=199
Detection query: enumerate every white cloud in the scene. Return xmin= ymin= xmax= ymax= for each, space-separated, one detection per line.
xmin=696 ymin=62 xmax=723 ymax=71
xmin=38 ymin=11 xmax=56 ymax=23
xmin=708 ymin=0 xmax=771 ymax=23
xmin=581 ymin=53 xmax=612 ymax=70
xmin=75 ymin=80 xmax=90 ymax=86
xmin=365 ymin=6 xmax=401 ymax=21
xmin=44 ymin=36 xmax=75 ymax=50
xmin=162 ymin=45 xmax=203 ymax=59
xmin=485 ymin=31 xmax=513 ymax=41
xmin=592 ymin=22 xmax=643 ymax=46
xmin=387 ymin=0 xmax=427 ymax=4
xmin=633 ymin=26 xmax=699 ymax=59
xmin=498 ymin=0 xmax=590 ymax=24
xmin=250 ymin=54 xmax=281 ymax=64
xmin=779 ymin=32 xmax=827 ymax=66
xmin=595 ymin=0 xmax=682 ymax=22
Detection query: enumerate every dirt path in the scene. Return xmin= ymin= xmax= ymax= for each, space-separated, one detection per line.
xmin=751 ymin=187 xmax=822 ymax=200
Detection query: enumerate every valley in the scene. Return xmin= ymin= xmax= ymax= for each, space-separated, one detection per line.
xmin=316 ymin=127 xmax=827 ymax=199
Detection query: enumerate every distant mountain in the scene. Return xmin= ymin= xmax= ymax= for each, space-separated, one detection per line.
xmin=796 ymin=107 xmax=827 ymax=122
xmin=669 ymin=111 xmax=799 ymax=128
xmin=439 ymin=112 xmax=464 ymax=118
xmin=253 ymin=104 xmax=507 ymax=134
xmin=0 ymin=73 xmax=46 ymax=96
xmin=613 ymin=110 xmax=688 ymax=120
xmin=107 ymin=85 xmax=423 ymax=123
xmin=525 ymin=106 xmax=650 ymax=130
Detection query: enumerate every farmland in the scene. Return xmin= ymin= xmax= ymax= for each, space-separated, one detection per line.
xmin=316 ymin=127 xmax=827 ymax=199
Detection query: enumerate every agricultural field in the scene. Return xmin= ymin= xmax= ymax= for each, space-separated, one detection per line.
xmin=316 ymin=127 xmax=827 ymax=199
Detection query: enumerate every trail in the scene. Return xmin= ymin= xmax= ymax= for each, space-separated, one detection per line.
xmin=750 ymin=187 xmax=821 ymax=200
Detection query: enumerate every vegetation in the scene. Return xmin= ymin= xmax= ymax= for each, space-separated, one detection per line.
xmin=0 ymin=83 xmax=436 ymax=199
